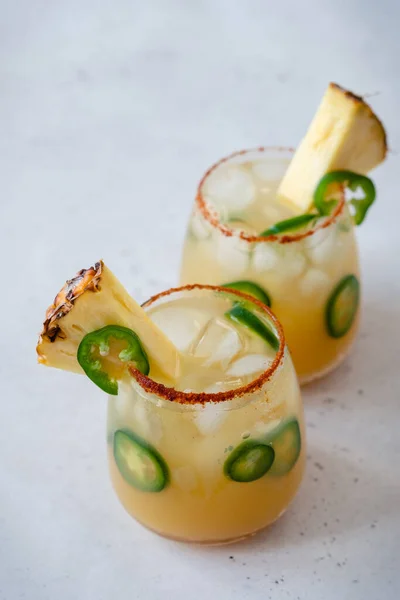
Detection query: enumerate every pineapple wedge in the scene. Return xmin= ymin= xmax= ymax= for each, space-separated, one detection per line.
xmin=36 ymin=260 xmax=180 ymax=381
xmin=278 ymin=83 xmax=387 ymax=213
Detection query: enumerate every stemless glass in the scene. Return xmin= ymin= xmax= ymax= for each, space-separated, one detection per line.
xmin=107 ymin=285 xmax=305 ymax=545
xmin=180 ymin=148 xmax=360 ymax=384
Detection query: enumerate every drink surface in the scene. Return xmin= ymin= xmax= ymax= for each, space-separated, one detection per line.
xmin=107 ymin=287 xmax=305 ymax=544
xmin=206 ymin=158 xmax=296 ymax=234
xmin=181 ymin=149 xmax=360 ymax=383
xmin=147 ymin=291 xmax=277 ymax=392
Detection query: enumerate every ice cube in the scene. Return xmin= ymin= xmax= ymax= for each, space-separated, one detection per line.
xmin=132 ymin=399 xmax=163 ymax=444
xmin=251 ymin=159 xmax=286 ymax=182
xmin=114 ymin=380 xmax=134 ymax=416
xmin=203 ymin=379 xmax=242 ymax=393
xmin=149 ymin=306 xmax=210 ymax=352
xmin=305 ymin=225 xmax=337 ymax=265
xmin=194 ymin=402 xmax=227 ymax=435
xmin=173 ymin=466 xmax=198 ymax=492
xmin=252 ymin=243 xmax=280 ymax=272
xmin=250 ymin=418 xmax=282 ymax=437
xmin=189 ymin=210 xmax=213 ymax=240
xmin=193 ymin=438 xmax=224 ymax=498
xmin=253 ymin=242 xmax=306 ymax=280
xmin=261 ymin=204 xmax=287 ymax=225
xmin=280 ymin=245 xmax=307 ymax=278
xmin=227 ymin=354 xmax=272 ymax=377
xmin=299 ymin=268 xmax=331 ymax=297
xmin=193 ymin=317 xmax=243 ymax=367
xmin=226 ymin=219 xmax=257 ymax=235
xmin=204 ymin=165 xmax=256 ymax=212
xmin=216 ymin=233 xmax=250 ymax=279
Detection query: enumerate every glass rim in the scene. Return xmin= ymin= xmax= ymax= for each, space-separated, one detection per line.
xmin=128 ymin=283 xmax=286 ymax=405
xmin=196 ymin=146 xmax=346 ymax=244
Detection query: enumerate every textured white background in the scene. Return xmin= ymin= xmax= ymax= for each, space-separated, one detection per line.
xmin=1 ymin=1 xmax=399 ymax=599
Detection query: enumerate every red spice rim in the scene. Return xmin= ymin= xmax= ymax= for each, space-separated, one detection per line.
xmin=128 ymin=284 xmax=286 ymax=405
xmin=196 ymin=146 xmax=346 ymax=244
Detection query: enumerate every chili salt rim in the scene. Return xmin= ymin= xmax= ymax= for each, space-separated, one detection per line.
xmin=128 ymin=283 xmax=286 ymax=405
xmin=196 ymin=146 xmax=346 ymax=244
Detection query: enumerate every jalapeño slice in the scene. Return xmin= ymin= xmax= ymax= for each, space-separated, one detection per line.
xmin=224 ymin=440 xmax=275 ymax=482
xmin=313 ymin=170 xmax=376 ymax=225
xmin=325 ymin=275 xmax=360 ymax=338
xmin=265 ymin=419 xmax=302 ymax=476
xmin=77 ymin=325 xmax=149 ymax=395
xmin=222 ymin=281 xmax=271 ymax=307
xmin=260 ymin=214 xmax=317 ymax=237
xmin=113 ymin=430 xmax=169 ymax=492
xmin=225 ymin=304 xmax=279 ymax=351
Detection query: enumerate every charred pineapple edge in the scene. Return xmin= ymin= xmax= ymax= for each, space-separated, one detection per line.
xmin=330 ymin=82 xmax=388 ymax=156
xmin=36 ymin=260 xmax=103 ymax=362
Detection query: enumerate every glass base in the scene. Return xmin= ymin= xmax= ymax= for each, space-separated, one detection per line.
xmin=134 ymin=508 xmax=288 ymax=546
xmin=143 ymin=525 xmax=257 ymax=546
xmin=299 ymin=339 xmax=355 ymax=386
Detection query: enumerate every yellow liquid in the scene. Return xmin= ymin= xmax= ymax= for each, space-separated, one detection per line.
xmin=109 ymin=446 xmax=305 ymax=543
xmin=107 ymin=288 xmax=305 ymax=543
xmin=180 ymin=153 xmax=360 ymax=383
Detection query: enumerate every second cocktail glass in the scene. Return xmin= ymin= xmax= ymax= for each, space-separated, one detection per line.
xmin=180 ymin=148 xmax=360 ymax=383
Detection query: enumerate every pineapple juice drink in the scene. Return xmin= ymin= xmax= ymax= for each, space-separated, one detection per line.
xmin=37 ymin=264 xmax=304 ymax=544
xmin=108 ymin=285 xmax=305 ymax=544
xmin=180 ymin=148 xmax=360 ymax=383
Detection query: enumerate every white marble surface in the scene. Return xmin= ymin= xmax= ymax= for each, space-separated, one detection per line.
xmin=1 ymin=1 xmax=400 ymax=598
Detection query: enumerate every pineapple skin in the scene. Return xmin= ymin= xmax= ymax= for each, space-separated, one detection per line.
xmin=36 ymin=260 xmax=180 ymax=379
xmin=278 ymin=83 xmax=387 ymax=212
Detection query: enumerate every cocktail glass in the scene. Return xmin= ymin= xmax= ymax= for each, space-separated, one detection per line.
xmin=180 ymin=148 xmax=360 ymax=383
xmin=107 ymin=284 xmax=305 ymax=544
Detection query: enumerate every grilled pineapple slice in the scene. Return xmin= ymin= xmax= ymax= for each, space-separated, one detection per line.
xmin=36 ymin=260 xmax=180 ymax=380
xmin=278 ymin=83 xmax=387 ymax=212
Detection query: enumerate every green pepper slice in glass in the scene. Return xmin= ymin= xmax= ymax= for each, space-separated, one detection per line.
xmin=264 ymin=418 xmax=302 ymax=475
xmin=114 ymin=429 xmax=169 ymax=492
xmin=222 ymin=281 xmax=271 ymax=307
xmin=325 ymin=275 xmax=360 ymax=338
xmin=260 ymin=213 xmax=317 ymax=237
xmin=313 ymin=170 xmax=376 ymax=225
xmin=225 ymin=304 xmax=279 ymax=351
xmin=224 ymin=440 xmax=275 ymax=482
xmin=77 ymin=325 xmax=149 ymax=395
